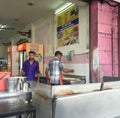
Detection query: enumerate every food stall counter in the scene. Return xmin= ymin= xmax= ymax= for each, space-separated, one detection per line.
xmin=0 ymin=97 xmax=36 ymax=118
xmin=31 ymin=81 xmax=120 ymax=118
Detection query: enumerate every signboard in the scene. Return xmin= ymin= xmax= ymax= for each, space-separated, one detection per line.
xmin=57 ymin=5 xmax=79 ymax=47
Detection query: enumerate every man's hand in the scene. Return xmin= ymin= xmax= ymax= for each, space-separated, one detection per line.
xmin=36 ymin=73 xmax=40 ymax=83
xmin=37 ymin=78 xmax=40 ymax=83
xmin=63 ymin=68 xmax=74 ymax=73
xmin=47 ymin=78 xmax=50 ymax=84
xmin=70 ymin=69 xmax=74 ymax=73
xmin=20 ymin=70 xmax=25 ymax=76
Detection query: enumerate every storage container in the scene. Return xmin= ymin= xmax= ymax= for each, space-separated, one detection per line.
xmin=0 ymin=72 xmax=11 ymax=91
xmin=6 ymin=77 xmax=18 ymax=92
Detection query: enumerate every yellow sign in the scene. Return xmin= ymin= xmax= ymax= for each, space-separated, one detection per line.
xmin=57 ymin=5 xmax=79 ymax=47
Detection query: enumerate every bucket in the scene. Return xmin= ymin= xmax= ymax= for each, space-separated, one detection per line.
xmin=6 ymin=77 xmax=18 ymax=92
xmin=9 ymin=76 xmax=27 ymax=91
xmin=0 ymin=72 xmax=11 ymax=91
xmin=15 ymin=76 xmax=27 ymax=91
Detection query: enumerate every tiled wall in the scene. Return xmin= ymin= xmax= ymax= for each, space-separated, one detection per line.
xmin=90 ymin=0 xmax=118 ymax=82
xmin=33 ymin=4 xmax=90 ymax=83
xmin=44 ymin=53 xmax=90 ymax=83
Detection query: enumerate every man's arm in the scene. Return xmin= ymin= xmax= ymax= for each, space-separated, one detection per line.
xmin=20 ymin=70 xmax=25 ymax=76
xmin=62 ymin=68 xmax=74 ymax=73
xmin=20 ymin=61 xmax=26 ymax=76
xmin=59 ymin=61 xmax=74 ymax=73
xmin=36 ymin=61 xmax=40 ymax=82
xmin=45 ymin=68 xmax=50 ymax=84
xmin=37 ymin=73 xmax=40 ymax=82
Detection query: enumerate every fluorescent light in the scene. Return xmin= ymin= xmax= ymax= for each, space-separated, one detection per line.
xmin=112 ymin=0 xmax=120 ymax=2
xmin=0 ymin=24 xmax=7 ymax=29
xmin=55 ymin=3 xmax=73 ymax=14
xmin=1 ymin=25 xmax=4 ymax=28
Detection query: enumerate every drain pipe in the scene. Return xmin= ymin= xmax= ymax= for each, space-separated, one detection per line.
xmin=111 ymin=27 xmax=114 ymax=76
xmin=118 ymin=4 xmax=120 ymax=76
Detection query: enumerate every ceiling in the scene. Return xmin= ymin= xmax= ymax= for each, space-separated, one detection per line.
xmin=0 ymin=0 xmax=66 ymax=43
xmin=0 ymin=0 xmax=88 ymax=44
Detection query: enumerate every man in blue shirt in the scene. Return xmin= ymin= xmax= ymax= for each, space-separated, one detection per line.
xmin=45 ymin=51 xmax=74 ymax=85
xmin=21 ymin=51 xmax=40 ymax=82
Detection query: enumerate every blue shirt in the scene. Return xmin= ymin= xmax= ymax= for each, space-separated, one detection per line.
xmin=22 ymin=59 xmax=40 ymax=81
xmin=46 ymin=57 xmax=64 ymax=84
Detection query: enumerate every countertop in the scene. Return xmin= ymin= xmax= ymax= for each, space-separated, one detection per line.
xmin=0 ymin=97 xmax=36 ymax=117
xmin=0 ymin=91 xmax=36 ymax=117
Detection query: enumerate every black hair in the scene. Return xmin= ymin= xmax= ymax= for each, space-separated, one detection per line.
xmin=55 ymin=51 xmax=63 ymax=56
xmin=29 ymin=51 xmax=35 ymax=55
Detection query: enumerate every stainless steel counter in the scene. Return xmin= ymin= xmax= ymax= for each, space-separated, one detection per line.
xmin=0 ymin=97 xmax=36 ymax=118
xmin=54 ymin=89 xmax=120 ymax=118
xmin=31 ymin=81 xmax=120 ymax=118
xmin=0 ymin=90 xmax=35 ymax=118
xmin=0 ymin=91 xmax=22 ymax=99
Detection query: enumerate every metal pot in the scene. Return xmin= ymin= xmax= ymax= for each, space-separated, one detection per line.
xmin=6 ymin=76 xmax=27 ymax=92
xmin=23 ymin=82 xmax=29 ymax=92
xmin=15 ymin=76 xmax=27 ymax=91
xmin=6 ymin=77 xmax=18 ymax=92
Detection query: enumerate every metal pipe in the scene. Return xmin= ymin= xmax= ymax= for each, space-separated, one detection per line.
xmin=118 ymin=4 xmax=120 ymax=76
xmin=111 ymin=27 xmax=114 ymax=76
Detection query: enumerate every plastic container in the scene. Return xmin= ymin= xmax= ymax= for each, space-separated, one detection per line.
xmin=0 ymin=72 xmax=11 ymax=91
